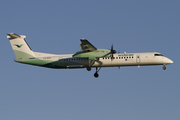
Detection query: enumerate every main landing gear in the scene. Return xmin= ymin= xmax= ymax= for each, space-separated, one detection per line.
xmin=86 ymin=67 xmax=101 ymax=78
xmin=94 ymin=67 xmax=101 ymax=78
xmin=86 ymin=66 xmax=91 ymax=71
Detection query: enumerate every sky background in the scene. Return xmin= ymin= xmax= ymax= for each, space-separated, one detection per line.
xmin=0 ymin=0 xmax=179 ymax=120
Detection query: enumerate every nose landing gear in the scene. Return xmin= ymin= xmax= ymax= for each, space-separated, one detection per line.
xmin=94 ymin=67 xmax=101 ymax=78
xmin=163 ymin=64 xmax=166 ymax=70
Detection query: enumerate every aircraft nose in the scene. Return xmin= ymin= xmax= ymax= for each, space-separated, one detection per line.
xmin=165 ymin=58 xmax=173 ymax=64
xmin=169 ymin=59 xmax=173 ymax=64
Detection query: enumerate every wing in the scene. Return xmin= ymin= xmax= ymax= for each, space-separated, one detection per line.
xmin=80 ymin=39 xmax=97 ymax=52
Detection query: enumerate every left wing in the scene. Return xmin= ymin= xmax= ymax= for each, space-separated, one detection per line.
xmin=80 ymin=39 xmax=97 ymax=52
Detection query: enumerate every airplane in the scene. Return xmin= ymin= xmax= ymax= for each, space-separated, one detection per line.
xmin=7 ymin=33 xmax=173 ymax=78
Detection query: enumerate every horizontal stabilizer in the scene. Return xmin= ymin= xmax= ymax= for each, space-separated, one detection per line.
xmin=7 ymin=33 xmax=21 ymax=39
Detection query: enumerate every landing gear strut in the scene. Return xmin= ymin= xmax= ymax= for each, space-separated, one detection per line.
xmin=94 ymin=67 xmax=101 ymax=78
xmin=163 ymin=64 xmax=166 ymax=70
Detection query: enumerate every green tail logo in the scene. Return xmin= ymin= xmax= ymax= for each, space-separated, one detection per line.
xmin=14 ymin=44 xmax=23 ymax=48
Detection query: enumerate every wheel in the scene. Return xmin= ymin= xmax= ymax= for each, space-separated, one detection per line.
xmin=163 ymin=66 xmax=166 ymax=70
xmin=94 ymin=73 xmax=99 ymax=78
xmin=86 ymin=67 xmax=91 ymax=71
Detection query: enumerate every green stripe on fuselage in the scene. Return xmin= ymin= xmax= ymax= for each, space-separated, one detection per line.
xmin=13 ymin=50 xmax=57 ymax=68
xmin=13 ymin=50 xmax=34 ymax=59
xmin=13 ymin=51 xmax=88 ymax=69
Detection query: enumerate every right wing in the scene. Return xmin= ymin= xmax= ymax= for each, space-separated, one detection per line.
xmin=80 ymin=39 xmax=97 ymax=52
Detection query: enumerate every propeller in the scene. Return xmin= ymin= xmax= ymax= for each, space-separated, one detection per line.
xmin=110 ymin=45 xmax=116 ymax=60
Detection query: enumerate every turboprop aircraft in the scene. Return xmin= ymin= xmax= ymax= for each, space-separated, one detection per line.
xmin=7 ymin=33 xmax=173 ymax=78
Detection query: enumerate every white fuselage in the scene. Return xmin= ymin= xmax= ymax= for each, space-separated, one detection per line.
xmin=95 ymin=52 xmax=173 ymax=67
xmin=30 ymin=52 xmax=173 ymax=69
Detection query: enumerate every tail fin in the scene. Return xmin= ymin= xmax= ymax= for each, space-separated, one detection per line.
xmin=7 ymin=33 xmax=35 ymax=59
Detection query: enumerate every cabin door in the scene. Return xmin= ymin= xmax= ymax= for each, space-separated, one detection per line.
xmin=136 ymin=55 xmax=140 ymax=63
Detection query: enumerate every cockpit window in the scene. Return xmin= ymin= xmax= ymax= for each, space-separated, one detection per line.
xmin=154 ymin=54 xmax=164 ymax=56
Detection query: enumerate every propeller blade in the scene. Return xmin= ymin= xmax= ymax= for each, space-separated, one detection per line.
xmin=110 ymin=44 xmax=116 ymax=60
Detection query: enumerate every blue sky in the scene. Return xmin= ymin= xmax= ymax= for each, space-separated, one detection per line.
xmin=0 ymin=0 xmax=179 ymax=120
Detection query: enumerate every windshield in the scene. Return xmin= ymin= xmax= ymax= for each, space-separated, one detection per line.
xmin=154 ymin=54 xmax=164 ymax=56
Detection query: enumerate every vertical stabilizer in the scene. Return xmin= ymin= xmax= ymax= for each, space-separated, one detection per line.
xmin=7 ymin=33 xmax=35 ymax=59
